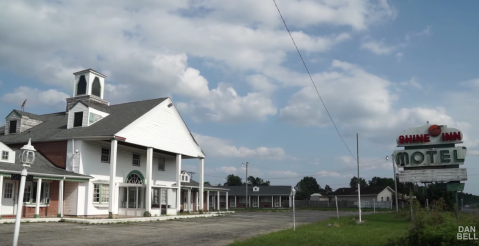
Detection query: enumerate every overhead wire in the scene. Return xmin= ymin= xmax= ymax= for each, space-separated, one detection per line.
xmin=272 ymin=0 xmax=357 ymax=161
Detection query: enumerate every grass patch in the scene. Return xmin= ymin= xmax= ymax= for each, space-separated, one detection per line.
xmin=228 ymin=213 xmax=409 ymax=246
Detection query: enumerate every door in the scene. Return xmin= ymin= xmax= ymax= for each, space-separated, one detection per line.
xmin=2 ymin=181 xmax=15 ymax=215
xmin=253 ymin=197 xmax=258 ymax=207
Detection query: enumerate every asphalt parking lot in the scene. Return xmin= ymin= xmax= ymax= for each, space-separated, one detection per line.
xmin=0 ymin=210 xmax=358 ymax=246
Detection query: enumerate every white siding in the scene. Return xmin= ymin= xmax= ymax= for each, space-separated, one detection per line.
xmin=88 ymin=108 xmax=109 ymax=126
xmin=377 ymin=188 xmax=394 ymax=202
xmin=74 ymin=140 xmax=179 ymax=215
xmin=115 ymin=98 xmax=204 ymax=158
xmin=64 ymin=181 xmax=78 ymax=216
xmin=67 ymin=103 xmax=89 ymax=129
xmin=0 ymin=142 xmax=14 ymax=163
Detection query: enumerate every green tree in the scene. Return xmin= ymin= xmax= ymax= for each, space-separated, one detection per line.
xmin=246 ymin=176 xmax=270 ymax=186
xmin=368 ymin=176 xmax=394 ymax=187
xmin=294 ymin=176 xmax=321 ymax=200
xmin=350 ymin=176 xmax=368 ymax=188
xmin=224 ymin=174 xmax=242 ymax=186
xmin=204 ymin=181 xmax=211 ymax=186
xmin=323 ymin=185 xmax=333 ymax=195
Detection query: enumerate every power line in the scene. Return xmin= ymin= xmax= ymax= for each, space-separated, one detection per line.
xmin=273 ymin=0 xmax=356 ymax=161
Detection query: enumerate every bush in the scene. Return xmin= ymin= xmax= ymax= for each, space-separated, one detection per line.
xmin=387 ymin=198 xmax=479 ymax=246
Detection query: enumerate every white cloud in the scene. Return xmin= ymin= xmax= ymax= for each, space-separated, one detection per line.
xmin=269 ymin=170 xmax=298 ymax=177
xmin=1 ymin=87 xmax=69 ymax=110
xmin=218 ymin=166 xmax=238 ymax=174
xmin=395 ymin=52 xmax=403 ymax=62
xmin=278 ymin=60 xmax=469 ymax=145
xmin=361 ymin=38 xmax=398 ymax=55
xmin=400 ymin=77 xmax=422 ymax=89
xmin=362 ymin=26 xmax=431 ymax=56
xmin=193 ymin=133 xmax=288 ymax=160
xmin=316 ymin=171 xmax=341 ymax=177
xmin=0 ymin=1 xmax=395 ymax=123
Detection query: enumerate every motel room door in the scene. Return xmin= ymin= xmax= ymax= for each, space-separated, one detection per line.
xmin=2 ymin=180 xmax=16 ymax=215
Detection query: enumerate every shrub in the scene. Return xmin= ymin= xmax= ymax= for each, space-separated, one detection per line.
xmin=387 ymin=198 xmax=479 ymax=246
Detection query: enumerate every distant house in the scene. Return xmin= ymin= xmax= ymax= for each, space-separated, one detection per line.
xmin=310 ymin=193 xmax=329 ymax=201
xmin=330 ymin=186 xmax=395 ymax=204
xmin=217 ymin=186 xmax=292 ymax=209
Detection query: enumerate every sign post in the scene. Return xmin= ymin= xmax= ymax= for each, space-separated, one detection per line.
xmin=335 ymin=196 xmax=339 ymax=218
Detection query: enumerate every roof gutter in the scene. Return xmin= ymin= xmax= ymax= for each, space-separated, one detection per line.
xmin=0 ymin=169 xmax=92 ymax=179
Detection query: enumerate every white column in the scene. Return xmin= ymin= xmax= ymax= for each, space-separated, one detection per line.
xmin=279 ymin=196 xmax=282 ymax=208
xmin=207 ymin=191 xmax=210 ymax=211
xmin=199 ymin=158 xmax=204 ymax=211
xmin=258 ymin=196 xmax=259 ymax=208
xmin=226 ymin=192 xmax=229 ymax=211
xmin=249 ymin=196 xmax=251 ymax=208
xmin=196 ymin=191 xmax=199 ymax=212
xmin=109 ymin=139 xmax=118 ymax=218
xmin=217 ymin=191 xmax=220 ymax=211
xmin=35 ymin=178 xmax=42 ymax=218
xmin=272 ymin=196 xmax=273 ymax=208
xmin=234 ymin=196 xmax=236 ymax=208
xmin=58 ymin=179 xmax=64 ymax=217
xmin=187 ymin=189 xmax=191 ymax=212
xmin=146 ymin=147 xmax=153 ymax=215
xmin=176 ymin=154 xmax=182 ymax=212
xmin=0 ymin=176 xmax=3 ymax=218
xmin=289 ymin=195 xmax=292 ymax=207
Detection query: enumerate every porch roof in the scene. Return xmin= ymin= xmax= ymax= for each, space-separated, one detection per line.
xmin=176 ymin=179 xmax=230 ymax=191
xmin=0 ymin=150 xmax=92 ymax=182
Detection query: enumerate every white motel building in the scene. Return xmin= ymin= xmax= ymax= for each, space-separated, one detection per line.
xmin=0 ymin=68 xmax=229 ymax=218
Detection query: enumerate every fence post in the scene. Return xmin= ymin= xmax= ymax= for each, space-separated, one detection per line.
xmin=373 ymin=199 xmax=375 ymax=213
xmin=335 ymin=196 xmax=339 ymax=218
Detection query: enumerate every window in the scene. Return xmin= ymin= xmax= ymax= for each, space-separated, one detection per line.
xmin=4 ymin=182 xmax=13 ymax=198
xmin=161 ymin=189 xmax=167 ymax=204
xmin=220 ymin=197 xmax=225 ymax=202
xmin=126 ymin=173 xmax=143 ymax=184
xmin=262 ymin=196 xmax=271 ymax=202
xmin=1 ymin=151 xmax=8 ymax=160
xmin=29 ymin=182 xmax=51 ymax=204
xmin=239 ymin=197 xmax=246 ymax=203
xmin=158 ymin=157 xmax=165 ymax=171
xmin=101 ymin=148 xmax=110 ymax=163
xmin=9 ymin=120 xmax=17 ymax=134
xmin=73 ymin=112 xmax=83 ymax=127
xmin=93 ymin=184 xmax=109 ymax=204
xmin=381 ymin=197 xmax=384 ymax=201
xmin=76 ymin=75 xmax=87 ymax=95
xmin=92 ymin=77 xmax=101 ymax=97
xmin=23 ymin=182 xmax=32 ymax=203
xmin=231 ymin=199 xmax=236 ymax=208
xmin=132 ymin=153 xmax=140 ymax=166
xmin=387 ymin=197 xmax=390 ymax=201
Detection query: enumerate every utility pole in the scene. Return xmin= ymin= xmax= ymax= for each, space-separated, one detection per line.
xmin=386 ymin=155 xmax=399 ymax=212
xmin=242 ymin=162 xmax=249 ymax=208
xmin=357 ymin=133 xmax=362 ymax=223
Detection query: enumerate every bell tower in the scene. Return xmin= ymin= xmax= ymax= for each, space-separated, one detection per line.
xmin=73 ymin=68 xmax=106 ymax=99
xmin=66 ymin=68 xmax=110 ymax=112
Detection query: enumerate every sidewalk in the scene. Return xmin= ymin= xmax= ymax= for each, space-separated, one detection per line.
xmin=0 ymin=211 xmax=234 ymax=224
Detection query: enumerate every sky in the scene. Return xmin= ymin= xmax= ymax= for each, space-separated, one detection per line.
xmin=1 ymin=0 xmax=479 ymax=194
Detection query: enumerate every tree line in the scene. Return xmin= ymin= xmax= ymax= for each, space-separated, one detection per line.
xmin=209 ymin=174 xmax=479 ymax=206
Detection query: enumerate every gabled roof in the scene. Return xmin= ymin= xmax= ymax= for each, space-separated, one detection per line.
xmin=219 ymin=186 xmax=292 ymax=196
xmin=0 ymin=98 xmax=168 ymax=144
xmin=0 ymin=149 xmax=91 ymax=179
xmin=6 ymin=109 xmax=45 ymax=121
xmin=331 ymin=186 xmax=394 ymax=196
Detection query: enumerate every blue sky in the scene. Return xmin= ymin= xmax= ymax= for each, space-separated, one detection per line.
xmin=1 ymin=0 xmax=479 ymax=194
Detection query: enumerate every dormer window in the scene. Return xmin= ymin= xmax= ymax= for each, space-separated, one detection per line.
xmin=1 ymin=151 xmax=8 ymax=160
xmin=73 ymin=112 xmax=83 ymax=127
xmin=92 ymin=77 xmax=101 ymax=97
xmin=76 ymin=75 xmax=87 ymax=96
xmin=181 ymin=172 xmax=190 ymax=182
xmin=9 ymin=120 xmax=17 ymax=134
